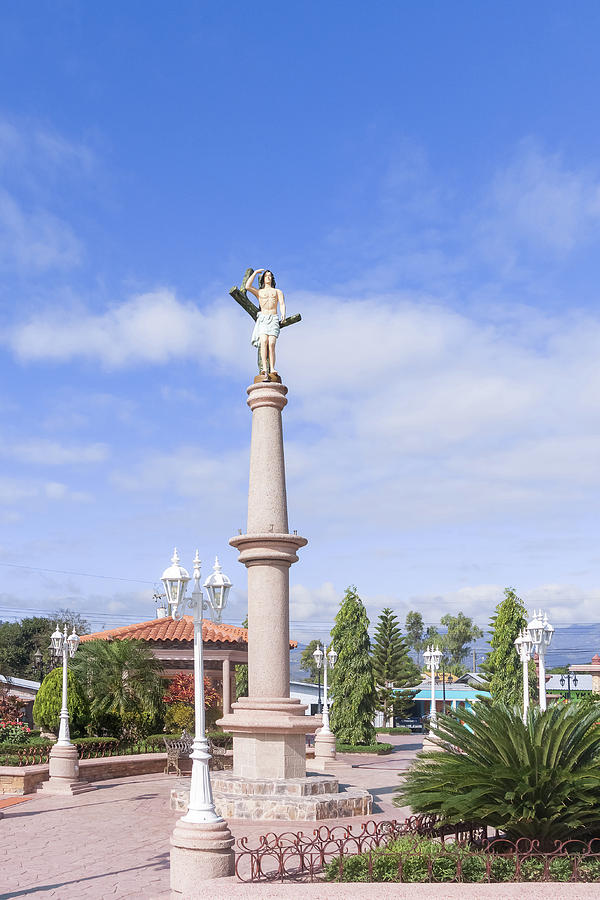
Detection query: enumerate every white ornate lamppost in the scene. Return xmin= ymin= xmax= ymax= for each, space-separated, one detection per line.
xmin=423 ymin=646 xmax=442 ymax=727
xmin=163 ymin=549 xmax=235 ymax=889
xmin=514 ymin=629 xmax=533 ymax=724
xmin=312 ymin=643 xmax=338 ymax=769
xmin=203 ymin=556 xmax=233 ymax=624
xmin=527 ymin=609 xmax=554 ymax=712
xmin=39 ymin=623 xmax=93 ymax=796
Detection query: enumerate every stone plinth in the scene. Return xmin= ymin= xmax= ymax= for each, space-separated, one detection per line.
xmin=170 ymin=818 xmax=234 ymax=891
xmin=171 ymin=772 xmax=372 ymax=821
xmin=37 ymin=743 xmax=94 ymax=796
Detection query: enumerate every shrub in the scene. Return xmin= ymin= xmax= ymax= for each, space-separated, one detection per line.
xmin=32 ymin=667 xmax=88 ymax=736
xmin=395 ymin=702 xmax=600 ymax=845
xmin=376 ymin=726 xmax=411 ymax=735
xmin=336 ymin=741 xmax=393 ymax=754
xmin=165 ymin=702 xmax=195 ymax=733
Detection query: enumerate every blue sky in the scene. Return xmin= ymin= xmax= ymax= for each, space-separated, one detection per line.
xmin=1 ymin=2 xmax=599 ymax=646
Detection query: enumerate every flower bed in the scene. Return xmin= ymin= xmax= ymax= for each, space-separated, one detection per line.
xmin=0 ymin=720 xmax=32 ymax=744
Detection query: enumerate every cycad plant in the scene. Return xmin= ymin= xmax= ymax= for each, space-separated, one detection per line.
xmin=396 ymin=702 xmax=600 ymax=845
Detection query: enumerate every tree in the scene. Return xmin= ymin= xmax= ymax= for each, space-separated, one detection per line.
xmin=372 ymin=609 xmax=420 ymax=725
xmin=0 ymin=609 xmax=91 ymax=679
xmin=235 ymin=616 xmax=249 ymax=699
xmin=32 ymin=667 xmax=88 ymax=736
xmin=439 ymin=613 xmax=483 ymax=669
xmin=395 ymin=702 xmax=600 ymax=846
xmin=163 ymin=672 xmax=221 ymax=733
xmin=300 ymin=639 xmax=321 ymax=682
xmin=405 ymin=611 xmax=424 ymax=664
xmin=72 ymin=639 xmax=165 ymax=738
xmin=329 ymin=586 xmax=376 ymax=745
xmin=483 ymin=588 xmax=528 ymax=706
xmin=52 ymin=608 xmax=91 ymax=635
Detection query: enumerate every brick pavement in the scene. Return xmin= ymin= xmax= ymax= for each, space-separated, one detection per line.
xmin=1 ymin=736 xmax=597 ymax=899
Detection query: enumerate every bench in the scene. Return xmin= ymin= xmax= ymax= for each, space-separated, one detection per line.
xmin=163 ymin=730 xmax=227 ymax=775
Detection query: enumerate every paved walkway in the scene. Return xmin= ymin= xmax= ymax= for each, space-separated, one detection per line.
xmin=1 ymin=736 xmax=597 ymax=898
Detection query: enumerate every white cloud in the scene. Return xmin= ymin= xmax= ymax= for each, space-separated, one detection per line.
xmin=0 ymin=187 xmax=82 ymax=271
xmin=0 ymin=477 xmax=90 ymax=507
xmin=9 ymin=290 xmax=248 ymax=369
xmin=0 ymin=439 xmax=109 ymax=465
xmin=481 ymin=141 xmax=600 ymax=263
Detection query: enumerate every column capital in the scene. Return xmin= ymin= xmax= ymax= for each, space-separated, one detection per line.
xmin=229 ymin=532 xmax=307 ymax=567
xmin=246 ymin=381 xmax=288 ymax=412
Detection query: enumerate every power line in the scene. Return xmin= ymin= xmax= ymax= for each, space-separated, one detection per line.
xmin=0 ymin=561 xmax=154 ymax=585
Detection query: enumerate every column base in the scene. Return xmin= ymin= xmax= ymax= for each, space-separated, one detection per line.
xmin=37 ymin=743 xmax=95 ymax=796
xmin=171 ymin=772 xmax=372 ymax=822
xmin=170 ymin=818 xmax=235 ymax=891
xmin=421 ymin=736 xmax=443 ymax=753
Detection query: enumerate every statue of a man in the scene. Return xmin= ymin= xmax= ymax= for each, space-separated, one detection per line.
xmin=244 ymin=268 xmax=286 ymax=377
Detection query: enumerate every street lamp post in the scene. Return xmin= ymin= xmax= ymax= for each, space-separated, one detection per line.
xmin=514 ymin=629 xmax=533 ymax=724
xmin=39 ymin=623 xmax=93 ymax=796
xmin=50 ymin=624 xmax=81 ymax=747
xmin=313 ymin=643 xmax=323 ymax=714
xmin=560 ymin=671 xmax=578 ymax=699
xmin=164 ymin=549 xmax=235 ymax=887
xmin=423 ymin=646 xmax=442 ymax=727
xmin=527 ymin=610 xmax=554 ymax=712
xmin=313 ymin=643 xmax=338 ymax=768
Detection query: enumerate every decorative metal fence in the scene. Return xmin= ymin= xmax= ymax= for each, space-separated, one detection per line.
xmin=234 ymin=818 xmax=600 ymax=883
xmin=1 ymin=737 xmax=166 ymax=766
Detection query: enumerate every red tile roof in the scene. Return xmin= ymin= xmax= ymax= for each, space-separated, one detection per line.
xmin=81 ymin=616 xmax=298 ymax=648
xmin=82 ymin=617 xmax=248 ymax=645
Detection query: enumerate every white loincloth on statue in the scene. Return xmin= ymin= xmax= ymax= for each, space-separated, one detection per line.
xmin=251 ymin=312 xmax=280 ymax=348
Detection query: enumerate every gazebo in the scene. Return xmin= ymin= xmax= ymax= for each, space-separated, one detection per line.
xmin=81 ymin=616 xmax=248 ymax=715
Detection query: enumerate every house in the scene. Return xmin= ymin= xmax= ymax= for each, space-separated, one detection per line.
xmin=0 ymin=674 xmax=41 ymax=727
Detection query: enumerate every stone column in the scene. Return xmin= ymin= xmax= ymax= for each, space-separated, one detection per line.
xmin=218 ymin=381 xmax=320 ymax=780
xmin=222 ymin=657 xmax=231 ymax=716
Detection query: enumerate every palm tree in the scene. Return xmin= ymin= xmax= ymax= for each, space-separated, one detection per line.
xmin=72 ymin=639 xmax=165 ymax=738
xmin=396 ymin=701 xmax=600 ymax=845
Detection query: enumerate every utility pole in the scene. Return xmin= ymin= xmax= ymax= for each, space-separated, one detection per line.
xmin=472 ymin=647 xmax=476 ymax=673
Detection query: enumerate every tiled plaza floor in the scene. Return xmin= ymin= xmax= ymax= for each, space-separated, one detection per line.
xmin=1 ymin=736 xmax=598 ymax=899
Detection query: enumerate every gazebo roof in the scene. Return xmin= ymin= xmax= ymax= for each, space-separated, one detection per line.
xmin=82 ymin=617 xmax=248 ymax=645
xmin=81 ymin=616 xmax=298 ymax=648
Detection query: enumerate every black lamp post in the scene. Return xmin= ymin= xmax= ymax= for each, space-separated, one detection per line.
xmin=559 ymin=672 xmax=578 ymax=699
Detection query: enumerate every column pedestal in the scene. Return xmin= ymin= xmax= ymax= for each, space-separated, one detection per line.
xmin=37 ymin=743 xmax=95 ymax=796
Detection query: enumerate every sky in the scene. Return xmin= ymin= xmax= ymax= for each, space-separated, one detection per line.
xmin=0 ymin=1 xmax=599 ymax=655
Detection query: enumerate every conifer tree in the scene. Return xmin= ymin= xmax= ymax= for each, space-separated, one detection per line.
xmin=329 ymin=586 xmax=376 ymax=745
xmin=483 ymin=587 xmax=528 ymax=706
xmin=32 ymin=667 xmax=88 ymax=736
xmin=372 ymin=608 xmax=420 ymax=725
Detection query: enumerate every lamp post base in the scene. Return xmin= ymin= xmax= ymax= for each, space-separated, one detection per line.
xmin=170 ymin=817 xmax=235 ymax=890
xmin=313 ymin=730 xmax=338 ymax=770
xmin=37 ymin=743 xmax=95 ymax=795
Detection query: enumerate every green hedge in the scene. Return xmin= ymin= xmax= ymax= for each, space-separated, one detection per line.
xmin=336 ymin=741 xmax=393 ymax=754
xmin=375 ymin=727 xmax=411 ymax=735
xmin=325 ymin=834 xmax=600 ymax=883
